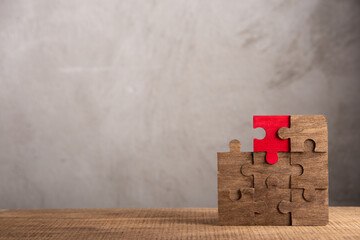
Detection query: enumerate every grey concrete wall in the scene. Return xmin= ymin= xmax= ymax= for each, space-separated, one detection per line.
xmin=0 ymin=0 xmax=359 ymax=209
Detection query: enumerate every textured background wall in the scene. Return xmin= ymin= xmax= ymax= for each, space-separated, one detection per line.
xmin=0 ymin=0 xmax=359 ymax=209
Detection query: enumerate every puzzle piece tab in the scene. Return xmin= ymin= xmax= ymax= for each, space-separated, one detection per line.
xmin=278 ymin=188 xmax=328 ymax=226
xmin=253 ymin=115 xmax=290 ymax=164
xmin=218 ymin=188 xmax=266 ymax=225
xmin=278 ymin=115 xmax=328 ymax=152
xmin=290 ymin=140 xmax=328 ymax=201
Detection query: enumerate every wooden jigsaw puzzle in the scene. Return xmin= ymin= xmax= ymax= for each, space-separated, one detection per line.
xmin=217 ymin=115 xmax=328 ymax=226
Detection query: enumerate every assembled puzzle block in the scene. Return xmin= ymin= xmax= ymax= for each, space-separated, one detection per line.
xmin=253 ymin=115 xmax=290 ymax=164
xmin=217 ymin=115 xmax=328 ymax=226
xmin=278 ymin=115 xmax=328 ymax=152
xmin=218 ymin=188 xmax=266 ymax=225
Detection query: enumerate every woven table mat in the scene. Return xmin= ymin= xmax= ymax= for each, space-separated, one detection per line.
xmin=0 ymin=207 xmax=359 ymax=239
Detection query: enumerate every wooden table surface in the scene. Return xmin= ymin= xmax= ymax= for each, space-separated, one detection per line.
xmin=0 ymin=207 xmax=359 ymax=239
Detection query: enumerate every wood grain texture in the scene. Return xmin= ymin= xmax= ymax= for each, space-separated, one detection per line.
xmin=278 ymin=189 xmax=329 ymax=226
xmin=241 ymin=152 xmax=302 ymax=189
xmin=241 ymin=152 xmax=302 ymax=226
xmin=239 ymin=153 xmax=301 ymax=225
xmin=255 ymin=175 xmax=291 ymax=225
xmin=217 ymin=140 xmax=252 ymax=190
xmin=290 ymin=140 xmax=328 ymax=202
xmin=218 ymin=188 xmax=266 ymax=225
xmin=0 ymin=208 xmax=358 ymax=239
xmin=278 ymin=115 xmax=328 ymax=152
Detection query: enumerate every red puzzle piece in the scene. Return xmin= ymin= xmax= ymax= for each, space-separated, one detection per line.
xmin=254 ymin=115 xmax=290 ymax=164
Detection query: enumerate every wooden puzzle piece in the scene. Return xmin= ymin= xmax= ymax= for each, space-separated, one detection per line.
xmin=278 ymin=115 xmax=328 ymax=152
xmin=241 ymin=152 xmax=302 ymax=189
xmin=218 ymin=139 xmax=253 ymax=190
xmin=218 ymin=188 xmax=266 ymax=225
xmin=290 ymin=140 xmax=328 ymax=201
xmin=253 ymin=115 xmax=290 ymax=164
xmin=254 ymin=175 xmax=291 ymax=225
xmin=278 ymin=188 xmax=328 ymax=226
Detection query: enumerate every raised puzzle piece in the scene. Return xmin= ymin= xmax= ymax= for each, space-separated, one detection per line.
xmin=278 ymin=188 xmax=328 ymax=226
xmin=253 ymin=115 xmax=290 ymax=164
xmin=218 ymin=188 xmax=266 ymax=225
xmin=218 ymin=140 xmax=253 ymax=191
xmin=278 ymin=115 xmax=328 ymax=152
xmin=290 ymin=140 xmax=328 ymax=201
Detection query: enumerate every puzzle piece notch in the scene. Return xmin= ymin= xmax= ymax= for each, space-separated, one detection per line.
xmin=218 ymin=188 xmax=266 ymax=225
xmin=278 ymin=189 xmax=328 ymax=226
xmin=278 ymin=115 xmax=328 ymax=152
xmin=228 ymin=189 xmax=242 ymax=201
xmin=253 ymin=115 xmax=290 ymax=164
xmin=217 ymin=139 xmax=253 ymax=190
xmin=290 ymin=139 xmax=328 ymax=202
xmin=241 ymin=152 xmax=302 ymax=189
